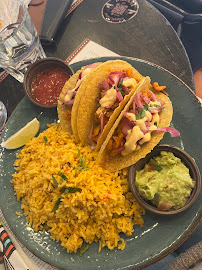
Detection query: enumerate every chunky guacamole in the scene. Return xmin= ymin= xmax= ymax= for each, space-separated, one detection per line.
xmin=135 ymin=151 xmax=195 ymax=211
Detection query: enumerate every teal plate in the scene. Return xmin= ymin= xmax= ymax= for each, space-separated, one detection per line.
xmin=0 ymin=56 xmax=202 ymax=270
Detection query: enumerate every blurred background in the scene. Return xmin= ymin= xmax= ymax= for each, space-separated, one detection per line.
xmin=146 ymin=0 xmax=202 ymax=98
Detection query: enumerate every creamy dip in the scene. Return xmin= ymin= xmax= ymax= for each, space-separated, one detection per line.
xmin=135 ymin=151 xmax=195 ymax=210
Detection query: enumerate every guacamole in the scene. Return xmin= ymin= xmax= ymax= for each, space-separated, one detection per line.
xmin=135 ymin=151 xmax=195 ymax=211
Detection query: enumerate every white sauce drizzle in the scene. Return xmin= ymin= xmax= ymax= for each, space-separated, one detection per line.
xmin=121 ymin=126 xmax=144 ymax=156
xmin=64 ymin=68 xmax=94 ymax=102
xmin=122 ymin=99 xmax=161 ymax=155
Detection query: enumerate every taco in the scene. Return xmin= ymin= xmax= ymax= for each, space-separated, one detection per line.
xmin=75 ymin=60 xmax=144 ymax=150
xmin=96 ymin=77 xmax=180 ymax=172
xmin=57 ymin=63 xmax=102 ymax=138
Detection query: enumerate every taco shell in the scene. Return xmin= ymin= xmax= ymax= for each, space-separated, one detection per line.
xmin=57 ymin=68 xmax=82 ymax=135
xmin=96 ymin=80 xmax=173 ymax=172
xmin=76 ymin=60 xmax=144 ymax=149
xmin=57 ymin=63 xmax=102 ymax=138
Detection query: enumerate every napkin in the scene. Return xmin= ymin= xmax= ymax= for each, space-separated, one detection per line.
xmin=0 ymin=221 xmax=39 ymax=270
xmin=167 ymin=241 xmax=202 ymax=270
xmin=0 ymin=222 xmax=29 ymax=269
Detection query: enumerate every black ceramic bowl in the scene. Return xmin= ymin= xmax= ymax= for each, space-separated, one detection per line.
xmin=23 ymin=57 xmax=74 ymax=108
xmin=129 ymin=144 xmax=201 ymax=215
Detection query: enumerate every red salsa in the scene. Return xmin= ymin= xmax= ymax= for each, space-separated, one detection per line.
xmin=31 ymin=68 xmax=70 ymax=105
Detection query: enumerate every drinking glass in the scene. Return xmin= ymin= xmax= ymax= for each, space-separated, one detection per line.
xmin=0 ymin=101 xmax=7 ymax=132
xmin=0 ymin=0 xmax=46 ymax=83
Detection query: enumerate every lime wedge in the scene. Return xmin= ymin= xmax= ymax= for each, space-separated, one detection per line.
xmin=1 ymin=118 xmax=40 ymax=149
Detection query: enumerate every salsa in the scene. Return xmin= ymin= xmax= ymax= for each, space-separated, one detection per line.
xmin=31 ymin=68 xmax=70 ymax=105
xmin=135 ymin=151 xmax=195 ymax=211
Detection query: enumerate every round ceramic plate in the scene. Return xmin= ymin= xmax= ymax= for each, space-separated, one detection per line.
xmin=0 ymin=56 xmax=202 ymax=270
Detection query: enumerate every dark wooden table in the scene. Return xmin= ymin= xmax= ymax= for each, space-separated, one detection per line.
xmin=0 ymin=0 xmax=195 ymax=118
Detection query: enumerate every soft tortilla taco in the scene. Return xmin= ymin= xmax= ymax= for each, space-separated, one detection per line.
xmin=57 ymin=63 xmax=102 ymax=137
xmin=96 ymin=77 xmax=180 ymax=172
xmin=75 ymin=60 xmax=144 ymax=150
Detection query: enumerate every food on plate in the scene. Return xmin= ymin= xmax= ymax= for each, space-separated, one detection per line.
xmin=75 ymin=60 xmax=144 ymax=149
xmin=31 ymin=68 xmax=71 ymax=106
xmin=57 ymin=63 xmax=102 ymax=137
xmin=9 ymin=59 xmax=181 ymax=254
xmin=57 ymin=59 xmax=180 ymax=172
xmin=96 ymin=77 xmax=180 ymax=172
xmin=11 ymin=124 xmax=145 ymax=253
xmin=1 ymin=118 xmax=40 ymax=149
xmin=135 ymin=151 xmax=195 ymax=211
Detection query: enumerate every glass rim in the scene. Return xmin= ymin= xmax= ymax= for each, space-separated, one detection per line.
xmin=0 ymin=101 xmax=7 ymax=131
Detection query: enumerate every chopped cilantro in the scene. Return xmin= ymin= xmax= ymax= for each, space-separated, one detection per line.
xmin=60 ymin=187 xmax=66 ymax=193
xmin=60 ymin=187 xmax=81 ymax=194
xmin=52 ymin=173 xmax=68 ymax=186
xmin=154 ymin=166 xmax=162 ymax=172
xmin=73 ymin=166 xmax=90 ymax=171
xmin=74 ymin=149 xmax=89 ymax=171
xmin=52 ymin=175 xmax=58 ymax=186
xmin=116 ymin=79 xmax=125 ymax=97
xmin=153 ymin=104 xmax=164 ymax=109
xmin=143 ymin=104 xmax=151 ymax=112
xmin=78 ymin=149 xmax=85 ymax=167
xmin=57 ymin=173 xmax=68 ymax=182
xmin=79 ymin=245 xmax=89 ymax=256
xmin=117 ymin=88 xmax=126 ymax=97
xmin=119 ymin=78 xmax=123 ymax=86
xmin=52 ymin=188 xmax=81 ymax=214
xmin=52 ymin=196 xmax=62 ymax=213
xmin=64 ymin=187 xmax=81 ymax=194
xmin=136 ymin=108 xmax=145 ymax=119
xmin=43 ymin=136 xmax=48 ymax=143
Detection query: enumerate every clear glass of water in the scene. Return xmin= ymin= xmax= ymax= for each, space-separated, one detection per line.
xmin=0 ymin=101 xmax=7 ymax=132
xmin=0 ymin=0 xmax=46 ymax=83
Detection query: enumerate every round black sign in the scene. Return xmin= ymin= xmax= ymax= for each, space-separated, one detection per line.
xmin=102 ymin=0 xmax=139 ymax=24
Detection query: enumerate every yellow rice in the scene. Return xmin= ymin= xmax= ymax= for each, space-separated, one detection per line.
xmin=11 ymin=123 xmax=145 ymax=253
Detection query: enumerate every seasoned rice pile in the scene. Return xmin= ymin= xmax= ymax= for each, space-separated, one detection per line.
xmin=12 ymin=124 xmax=145 ymax=253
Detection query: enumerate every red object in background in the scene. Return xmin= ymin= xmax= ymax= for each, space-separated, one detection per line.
xmin=31 ymin=68 xmax=70 ymax=105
